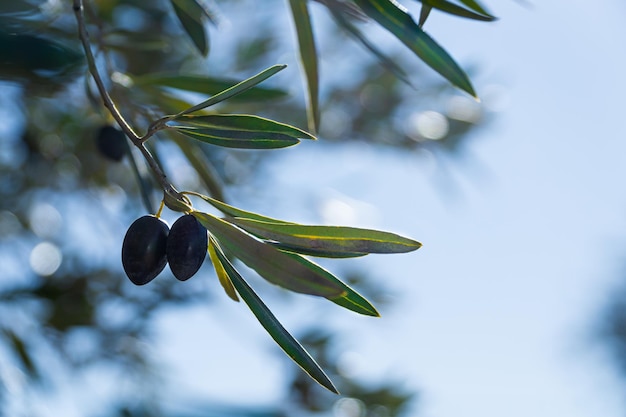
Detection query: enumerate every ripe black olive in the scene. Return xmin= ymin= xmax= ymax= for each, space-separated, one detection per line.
xmin=96 ymin=125 xmax=126 ymax=162
xmin=166 ymin=214 xmax=208 ymax=281
xmin=122 ymin=215 xmax=169 ymax=285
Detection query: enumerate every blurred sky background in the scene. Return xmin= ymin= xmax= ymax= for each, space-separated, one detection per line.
xmin=5 ymin=1 xmax=626 ymax=417
xmin=148 ymin=2 xmax=626 ymax=417
xmin=303 ymin=2 xmax=626 ymax=416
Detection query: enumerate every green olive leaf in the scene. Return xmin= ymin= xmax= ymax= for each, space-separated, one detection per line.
xmin=229 ymin=217 xmax=422 ymax=256
xmin=279 ymin=251 xmax=379 ymax=316
xmin=208 ymin=239 xmax=239 ymax=302
xmin=169 ymin=125 xmax=300 ymax=149
xmin=288 ymin=0 xmax=320 ymax=133
xmin=458 ymin=0 xmax=493 ymax=16
xmin=353 ymin=0 xmax=476 ymax=97
xmin=421 ymin=0 xmax=496 ymax=21
xmin=2 ymin=329 xmax=38 ymax=379
xmin=210 ymin=237 xmax=339 ymax=393
xmin=268 ymin=241 xmax=367 ymax=258
xmin=419 ymin=4 xmax=432 ymax=27
xmin=170 ymin=0 xmax=217 ymax=24
xmin=132 ymin=73 xmax=288 ymax=102
xmin=330 ymin=9 xmax=412 ymax=85
xmin=188 ymin=194 xmax=295 ymax=224
xmin=170 ymin=0 xmax=209 ymax=56
xmin=176 ymin=114 xmax=316 ymax=140
xmin=192 ymin=212 xmax=346 ymax=298
xmin=166 ymin=65 xmax=287 ymax=117
xmin=124 ymin=139 xmax=155 ymax=213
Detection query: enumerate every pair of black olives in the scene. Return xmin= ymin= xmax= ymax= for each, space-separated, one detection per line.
xmin=121 ymin=214 xmax=208 ymax=285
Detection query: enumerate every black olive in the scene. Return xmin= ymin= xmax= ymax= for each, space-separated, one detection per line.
xmin=166 ymin=214 xmax=208 ymax=281
xmin=96 ymin=125 xmax=126 ymax=162
xmin=122 ymin=215 xmax=169 ymax=285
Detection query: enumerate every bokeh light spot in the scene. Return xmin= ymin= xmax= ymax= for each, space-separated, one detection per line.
xmin=370 ymin=405 xmax=391 ymax=417
xmin=407 ymin=111 xmax=449 ymax=141
xmin=29 ymin=242 xmax=62 ymax=276
xmin=334 ymin=397 xmax=366 ymax=417
xmin=111 ymin=71 xmax=133 ymax=88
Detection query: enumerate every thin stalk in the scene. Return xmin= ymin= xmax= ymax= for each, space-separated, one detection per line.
xmin=72 ymin=0 xmax=184 ymax=205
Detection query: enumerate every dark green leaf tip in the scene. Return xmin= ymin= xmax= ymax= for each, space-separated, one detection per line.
xmin=354 ymin=0 xmax=477 ymax=97
xmin=210 ymin=238 xmax=340 ymax=393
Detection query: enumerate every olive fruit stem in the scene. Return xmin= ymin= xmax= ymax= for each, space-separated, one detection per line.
xmin=155 ymin=200 xmax=165 ymax=218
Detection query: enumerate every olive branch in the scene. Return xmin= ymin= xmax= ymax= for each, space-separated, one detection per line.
xmin=71 ymin=0 xmax=492 ymax=393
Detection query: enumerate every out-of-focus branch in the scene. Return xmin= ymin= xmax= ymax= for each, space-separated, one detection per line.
xmin=72 ymin=0 xmax=186 ymax=208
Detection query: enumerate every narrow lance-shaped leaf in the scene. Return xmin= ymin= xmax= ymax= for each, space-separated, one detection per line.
xmin=419 ymin=3 xmax=432 ymax=27
xmin=288 ymin=0 xmax=320 ymax=133
xmin=208 ymin=239 xmax=239 ymax=301
xmin=281 ymin=251 xmax=379 ymax=316
xmin=3 ymin=329 xmax=38 ymax=379
xmin=192 ymin=212 xmax=346 ymax=297
xmin=353 ymin=0 xmax=476 ymax=97
xmin=177 ymin=114 xmax=316 ymax=140
xmin=175 ymin=65 xmax=287 ymax=116
xmin=192 ymin=173 xmax=380 ymax=314
xmin=170 ymin=0 xmax=208 ymax=56
xmin=230 ymin=217 xmax=422 ymax=256
xmin=124 ymin=137 xmax=154 ymax=213
xmin=135 ymin=74 xmax=287 ymax=102
xmin=421 ymin=0 xmax=495 ymax=21
xmin=103 ymin=38 xmax=170 ymax=52
xmin=458 ymin=0 xmax=492 ymax=16
xmin=169 ymin=125 xmax=300 ymax=149
xmin=209 ymin=237 xmax=339 ymax=393
xmin=132 ymin=74 xmax=288 ymax=102
xmin=188 ymin=193 xmax=295 ymax=224
xmin=171 ymin=0 xmax=217 ymax=23
xmin=140 ymin=86 xmax=204 ymax=115
xmin=268 ymin=241 xmax=367 ymax=259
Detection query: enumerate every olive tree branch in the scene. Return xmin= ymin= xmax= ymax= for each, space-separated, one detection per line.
xmin=72 ymin=0 xmax=187 ymax=209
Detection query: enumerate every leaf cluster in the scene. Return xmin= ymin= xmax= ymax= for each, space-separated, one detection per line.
xmin=0 ymin=0 xmax=494 ymax=409
xmin=75 ymin=14 xmax=427 ymax=390
xmin=147 ymin=189 xmax=420 ymax=392
xmin=285 ymin=0 xmax=495 ymax=132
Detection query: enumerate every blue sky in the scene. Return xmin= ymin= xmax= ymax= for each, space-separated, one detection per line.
xmin=301 ymin=2 xmax=626 ymax=416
